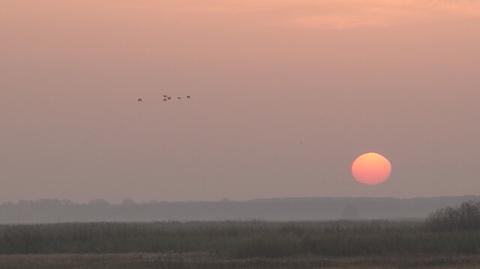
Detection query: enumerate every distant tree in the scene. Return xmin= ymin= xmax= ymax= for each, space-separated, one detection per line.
xmin=121 ymin=198 xmax=136 ymax=206
xmin=426 ymin=200 xmax=480 ymax=231
xmin=88 ymin=199 xmax=110 ymax=206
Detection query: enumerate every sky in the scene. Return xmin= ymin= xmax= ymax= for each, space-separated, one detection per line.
xmin=1 ymin=0 xmax=480 ymax=202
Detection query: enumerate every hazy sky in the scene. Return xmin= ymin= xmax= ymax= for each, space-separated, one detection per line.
xmin=1 ymin=0 xmax=480 ymax=202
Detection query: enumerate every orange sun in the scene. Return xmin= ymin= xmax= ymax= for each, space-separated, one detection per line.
xmin=352 ymin=152 xmax=392 ymax=185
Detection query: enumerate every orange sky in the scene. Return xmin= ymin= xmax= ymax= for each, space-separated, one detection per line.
xmin=1 ymin=1 xmax=480 ymax=202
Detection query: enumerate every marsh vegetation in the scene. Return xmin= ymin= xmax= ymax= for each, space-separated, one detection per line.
xmin=0 ymin=201 xmax=479 ymax=268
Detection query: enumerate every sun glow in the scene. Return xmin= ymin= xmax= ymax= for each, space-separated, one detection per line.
xmin=352 ymin=152 xmax=392 ymax=185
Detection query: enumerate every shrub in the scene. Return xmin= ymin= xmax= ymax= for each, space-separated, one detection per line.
xmin=426 ymin=201 xmax=480 ymax=231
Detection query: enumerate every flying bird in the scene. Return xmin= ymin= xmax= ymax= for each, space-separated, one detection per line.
xmin=137 ymin=94 xmax=191 ymax=104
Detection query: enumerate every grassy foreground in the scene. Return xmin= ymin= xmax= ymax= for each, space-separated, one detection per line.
xmin=1 ymin=221 xmax=480 ymax=268
xmin=1 ymin=221 xmax=480 ymax=257
xmin=1 ymin=253 xmax=480 ymax=269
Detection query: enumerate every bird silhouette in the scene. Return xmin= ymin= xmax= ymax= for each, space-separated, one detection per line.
xmin=136 ymin=95 xmax=192 ymax=104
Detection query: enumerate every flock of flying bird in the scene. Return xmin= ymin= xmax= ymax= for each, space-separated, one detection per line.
xmin=137 ymin=95 xmax=191 ymax=103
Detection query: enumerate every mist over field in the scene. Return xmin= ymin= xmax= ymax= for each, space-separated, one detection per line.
xmin=0 ymin=196 xmax=476 ymax=223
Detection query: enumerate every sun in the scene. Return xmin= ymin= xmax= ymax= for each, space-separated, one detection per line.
xmin=352 ymin=152 xmax=392 ymax=185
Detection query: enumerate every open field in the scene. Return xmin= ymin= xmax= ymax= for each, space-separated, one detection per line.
xmin=1 ymin=253 xmax=480 ymax=269
xmin=1 ymin=221 xmax=480 ymax=268
xmin=1 ymin=221 xmax=480 ymax=257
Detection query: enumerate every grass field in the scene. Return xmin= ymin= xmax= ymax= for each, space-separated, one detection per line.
xmin=1 ymin=221 xmax=480 ymax=268
xmin=1 ymin=253 xmax=480 ymax=269
xmin=1 ymin=221 xmax=480 ymax=257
